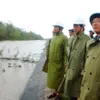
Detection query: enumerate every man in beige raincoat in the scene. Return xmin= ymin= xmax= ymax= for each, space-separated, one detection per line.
xmin=55 ymin=19 xmax=90 ymax=100
xmin=80 ymin=13 xmax=100 ymax=100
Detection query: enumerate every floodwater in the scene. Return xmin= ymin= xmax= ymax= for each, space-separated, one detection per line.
xmin=0 ymin=40 xmax=46 ymax=100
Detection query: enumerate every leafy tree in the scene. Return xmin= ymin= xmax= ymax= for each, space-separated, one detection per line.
xmin=0 ymin=22 xmax=43 ymax=40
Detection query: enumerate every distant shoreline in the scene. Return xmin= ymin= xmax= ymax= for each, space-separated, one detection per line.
xmin=0 ymin=21 xmax=43 ymax=40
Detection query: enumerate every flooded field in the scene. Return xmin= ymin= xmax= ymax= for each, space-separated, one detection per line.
xmin=0 ymin=40 xmax=46 ymax=100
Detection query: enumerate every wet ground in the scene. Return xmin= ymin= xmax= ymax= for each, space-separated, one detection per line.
xmin=0 ymin=60 xmax=36 ymax=100
xmin=20 ymin=49 xmax=55 ymax=100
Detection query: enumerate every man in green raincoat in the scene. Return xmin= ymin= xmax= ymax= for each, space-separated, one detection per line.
xmin=55 ymin=19 xmax=90 ymax=100
xmin=80 ymin=13 xmax=100 ymax=100
xmin=46 ymin=23 xmax=68 ymax=99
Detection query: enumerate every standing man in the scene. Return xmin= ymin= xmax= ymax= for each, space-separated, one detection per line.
xmin=68 ymin=29 xmax=74 ymax=37
xmin=62 ymin=19 xmax=90 ymax=100
xmin=89 ymin=30 xmax=94 ymax=38
xmin=46 ymin=23 xmax=68 ymax=99
xmin=68 ymin=29 xmax=74 ymax=58
xmin=80 ymin=13 xmax=100 ymax=100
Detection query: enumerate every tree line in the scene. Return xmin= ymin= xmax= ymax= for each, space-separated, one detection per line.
xmin=0 ymin=22 xmax=43 ymax=40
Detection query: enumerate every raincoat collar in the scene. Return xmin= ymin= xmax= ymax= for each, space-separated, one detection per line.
xmin=56 ymin=32 xmax=63 ymax=36
xmin=74 ymin=32 xmax=84 ymax=39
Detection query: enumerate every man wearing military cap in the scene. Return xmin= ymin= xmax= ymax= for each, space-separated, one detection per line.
xmin=89 ymin=30 xmax=94 ymax=38
xmin=68 ymin=29 xmax=74 ymax=37
xmin=80 ymin=13 xmax=100 ymax=100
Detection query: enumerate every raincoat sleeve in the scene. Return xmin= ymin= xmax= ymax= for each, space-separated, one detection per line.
xmin=67 ymin=36 xmax=74 ymax=61
xmin=63 ymin=37 xmax=68 ymax=65
xmin=46 ymin=39 xmax=51 ymax=59
xmin=81 ymin=45 xmax=87 ymax=75
xmin=81 ymin=37 xmax=90 ymax=75
xmin=42 ymin=39 xmax=51 ymax=73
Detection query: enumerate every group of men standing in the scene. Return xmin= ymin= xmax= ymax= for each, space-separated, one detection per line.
xmin=43 ymin=13 xmax=100 ymax=100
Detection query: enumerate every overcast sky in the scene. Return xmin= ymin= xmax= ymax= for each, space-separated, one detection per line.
xmin=0 ymin=0 xmax=100 ymax=38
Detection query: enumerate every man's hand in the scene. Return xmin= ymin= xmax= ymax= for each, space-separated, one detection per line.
xmin=64 ymin=64 xmax=66 ymax=68
xmin=78 ymin=98 xmax=80 ymax=100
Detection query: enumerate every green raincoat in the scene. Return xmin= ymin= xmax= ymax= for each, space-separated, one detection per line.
xmin=42 ymin=39 xmax=51 ymax=73
xmin=80 ymin=38 xmax=100 ymax=100
xmin=63 ymin=33 xmax=90 ymax=98
xmin=47 ymin=32 xmax=68 ymax=89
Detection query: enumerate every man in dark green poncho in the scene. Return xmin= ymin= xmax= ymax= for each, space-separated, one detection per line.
xmin=46 ymin=23 xmax=68 ymax=99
